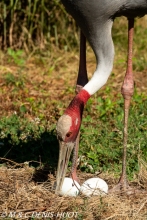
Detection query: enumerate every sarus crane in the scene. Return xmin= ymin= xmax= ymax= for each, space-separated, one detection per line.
xmin=55 ymin=0 xmax=147 ymax=194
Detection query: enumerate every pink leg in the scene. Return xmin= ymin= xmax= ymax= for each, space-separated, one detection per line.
xmin=111 ymin=18 xmax=135 ymax=193
xmin=71 ymin=30 xmax=88 ymax=182
xmin=119 ymin=18 xmax=134 ymax=190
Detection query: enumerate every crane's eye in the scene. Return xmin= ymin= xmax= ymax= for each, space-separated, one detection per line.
xmin=66 ymin=132 xmax=72 ymax=138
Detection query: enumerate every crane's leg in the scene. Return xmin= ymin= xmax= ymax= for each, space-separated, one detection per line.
xmin=111 ymin=18 xmax=135 ymax=193
xmin=75 ymin=30 xmax=88 ymax=93
xmin=119 ymin=18 xmax=134 ymax=190
xmin=71 ymin=30 xmax=88 ymax=182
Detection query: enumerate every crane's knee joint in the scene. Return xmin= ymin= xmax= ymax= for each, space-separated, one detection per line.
xmin=121 ymin=75 xmax=134 ymax=100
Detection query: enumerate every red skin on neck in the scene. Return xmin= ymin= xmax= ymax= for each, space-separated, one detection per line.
xmin=64 ymin=89 xmax=90 ymax=142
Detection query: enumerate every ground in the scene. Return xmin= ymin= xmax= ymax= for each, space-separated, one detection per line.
xmin=0 ymin=17 xmax=147 ymax=219
xmin=0 ymin=164 xmax=147 ymax=219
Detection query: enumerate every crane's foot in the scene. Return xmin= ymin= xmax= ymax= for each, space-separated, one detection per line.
xmin=109 ymin=181 xmax=144 ymax=196
xmin=109 ymin=183 xmax=133 ymax=195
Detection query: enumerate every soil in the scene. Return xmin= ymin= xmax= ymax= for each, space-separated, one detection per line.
xmin=0 ymin=48 xmax=147 ymax=219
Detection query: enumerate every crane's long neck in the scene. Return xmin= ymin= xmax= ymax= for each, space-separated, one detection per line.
xmin=83 ymin=20 xmax=114 ymax=96
xmin=65 ymin=89 xmax=90 ymax=116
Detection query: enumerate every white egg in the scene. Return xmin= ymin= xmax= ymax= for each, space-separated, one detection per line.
xmin=80 ymin=177 xmax=108 ymax=196
xmin=60 ymin=177 xmax=80 ymax=197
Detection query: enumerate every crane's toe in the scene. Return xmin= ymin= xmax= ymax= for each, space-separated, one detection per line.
xmin=109 ymin=183 xmax=145 ymax=196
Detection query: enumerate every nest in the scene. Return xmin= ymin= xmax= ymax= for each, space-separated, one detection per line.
xmin=0 ymin=159 xmax=147 ymax=220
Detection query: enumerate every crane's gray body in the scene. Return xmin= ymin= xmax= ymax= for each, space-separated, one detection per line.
xmin=61 ymin=0 xmax=147 ymax=26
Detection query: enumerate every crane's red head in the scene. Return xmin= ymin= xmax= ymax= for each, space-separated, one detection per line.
xmin=55 ymin=89 xmax=90 ymax=194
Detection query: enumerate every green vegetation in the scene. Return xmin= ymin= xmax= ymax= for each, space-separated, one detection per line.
xmin=0 ymin=115 xmax=58 ymax=165
xmin=0 ymin=84 xmax=146 ymax=180
xmin=80 ymin=89 xmax=147 ymax=179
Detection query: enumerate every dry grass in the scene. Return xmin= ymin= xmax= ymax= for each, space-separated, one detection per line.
xmin=0 ymin=159 xmax=147 ymax=220
xmin=0 ymin=41 xmax=147 ymax=220
xmin=0 ymin=49 xmax=147 ymax=218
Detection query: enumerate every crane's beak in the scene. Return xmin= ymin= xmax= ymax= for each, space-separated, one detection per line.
xmin=55 ymin=140 xmax=75 ymax=194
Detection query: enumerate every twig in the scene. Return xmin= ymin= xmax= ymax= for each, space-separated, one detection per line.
xmin=136 ymin=199 xmax=147 ymax=215
xmin=0 ymin=157 xmax=23 ymax=167
xmin=15 ymin=207 xmax=47 ymax=213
